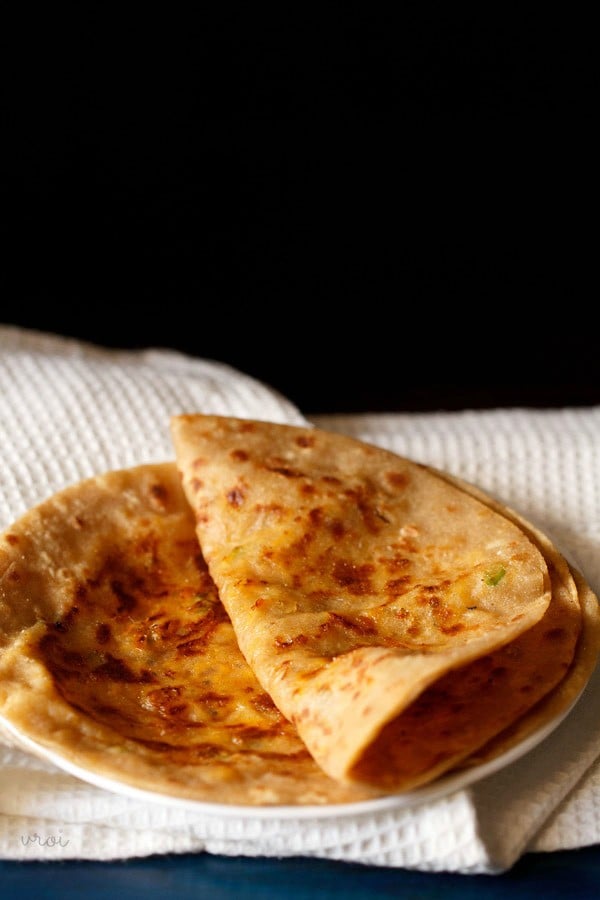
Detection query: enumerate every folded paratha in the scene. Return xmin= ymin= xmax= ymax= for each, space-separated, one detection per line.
xmin=171 ymin=415 xmax=579 ymax=792
xmin=0 ymin=464 xmax=381 ymax=805
xmin=430 ymin=471 xmax=600 ymax=770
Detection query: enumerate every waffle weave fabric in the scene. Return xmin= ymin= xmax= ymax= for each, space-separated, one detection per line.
xmin=1 ymin=325 xmax=599 ymax=873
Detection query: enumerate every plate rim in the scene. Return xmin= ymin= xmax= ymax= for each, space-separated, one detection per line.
xmin=0 ymin=684 xmax=586 ymax=820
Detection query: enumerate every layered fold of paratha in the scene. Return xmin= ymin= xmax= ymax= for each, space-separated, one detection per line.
xmin=171 ymin=415 xmax=573 ymax=791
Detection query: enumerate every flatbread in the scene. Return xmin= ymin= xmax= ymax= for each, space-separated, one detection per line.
xmin=429 ymin=471 xmax=600 ymax=770
xmin=0 ymin=464 xmax=380 ymax=805
xmin=171 ymin=415 xmax=557 ymax=791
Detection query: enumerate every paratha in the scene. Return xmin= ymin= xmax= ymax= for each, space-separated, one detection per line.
xmin=171 ymin=415 xmax=561 ymax=791
xmin=429 ymin=471 xmax=600 ymax=770
xmin=0 ymin=463 xmax=381 ymax=805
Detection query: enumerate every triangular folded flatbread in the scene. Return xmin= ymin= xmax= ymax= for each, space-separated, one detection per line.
xmin=171 ymin=415 xmax=573 ymax=791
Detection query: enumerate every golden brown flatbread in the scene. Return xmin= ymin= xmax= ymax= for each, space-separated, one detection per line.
xmin=429 ymin=471 xmax=600 ymax=771
xmin=0 ymin=464 xmax=381 ymax=805
xmin=1 ymin=423 xmax=596 ymax=808
xmin=171 ymin=415 xmax=566 ymax=792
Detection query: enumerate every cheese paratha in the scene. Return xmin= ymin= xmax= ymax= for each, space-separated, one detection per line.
xmin=171 ymin=415 xmax=559 ymax=791
xmin=0 ymin=464 xmax=380 ymax=805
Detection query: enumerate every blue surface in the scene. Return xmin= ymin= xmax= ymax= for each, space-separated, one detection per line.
xmin=2 ymin=847 xmax=600 ymax=900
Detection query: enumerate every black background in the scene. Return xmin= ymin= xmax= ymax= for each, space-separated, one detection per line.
xmin=2 ymin=13 xmax=595 ymax=415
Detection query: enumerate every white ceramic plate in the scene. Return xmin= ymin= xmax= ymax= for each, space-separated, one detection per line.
xmin=0 ymin=684 xmax=585 ymax=820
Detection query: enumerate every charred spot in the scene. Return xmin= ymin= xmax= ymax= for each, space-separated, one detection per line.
xmin=357 ymin=500 xmax=388 ymax=534
xmin=440 ymin=623 xmax=465 ymax=635
xmin=288 ymin=531 xmax=315 ymax=556
xmin=490 ymin=666 xmax=508 ymax=679
xmin=92 ymin=654 xmax=151 ymax=683
xmin=229 ymin=725 xmax=275 ymax=742
xmin=53 ymin=606 xmax=80 ymax=633
xmin=321 ymin=475 xmax=341 ymax=485
xmin=75 ymin=583 xmax=88 ymax=602
xmin=328 ymin=612 xmax=377 ymax=636
xmin=385 ymin=471 xmax=410 ymax=490
xmin=329 ymin=519 xmax=346 ymax=539
xmin=266 ymin=464 xmax=304 ymax=478
xmin=111 ymin=580 xmax=138 ymax=614
xmin=230 ymin=449 xmax=249 ymax=461
xmin=251 ymin=693 xmax=278 ymax=714
xmin=226 ymin=487 xmax=245 ymax=506
xmin=95 ymin=623 xmax=111 ymax=645
xmin=544 ymin=627 xmax=567 ymax=642
xmin=309 ymin=507 xmax=323 ymax=526
xmin=137 ymin=739 xmax=177 ymax=753
xmin=59 ymin=649 xmax=86 ymax=667
xmin=386 ymin=576 xmax=412 ymax=595
xmin=332 ymin=559 xmax=375 ymax=595
xmin=253 ymin=502 xmax=284 ymax=516
xmin=407 ymin=624 xmax=421 ymax=636
xmin=149 ymin=483 xmax=169 ymax=509
xmin=191 ymin=478 xmax=204 ymax=492
xmin=295 ymin=435 xmax=315 ymax=448
xmin=238 ymin=422 xmax=256 ymax=433
xmin=176 ymin=638 xmax=210 ymax=656
xmin=8 ymin=569 xmax=20 ymax=582
xmin=4 ymin=534 xmax=18 ymax=545
xmin=300 ymin=483 xmax=316 ymax=495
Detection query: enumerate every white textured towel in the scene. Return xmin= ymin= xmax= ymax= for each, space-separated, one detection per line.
xmin=1 ymin=325 xmax=600 ymax=873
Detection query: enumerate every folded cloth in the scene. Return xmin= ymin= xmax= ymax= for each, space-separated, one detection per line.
xmin=1 ymin=325 xmax=599 ymax=873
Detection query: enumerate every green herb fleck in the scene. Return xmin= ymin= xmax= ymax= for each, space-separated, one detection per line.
xmin=228 ymin=545 xmax=244 ymax=560
xmin=484 ymin=567 xmax=506 ymax=587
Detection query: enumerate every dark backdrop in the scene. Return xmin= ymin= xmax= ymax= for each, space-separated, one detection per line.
xmin=2 ymin=13 xmax=594 ymax=415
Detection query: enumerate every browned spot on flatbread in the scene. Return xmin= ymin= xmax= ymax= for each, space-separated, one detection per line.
xmin=332 ymin=560 xmax=375 ymax=595
xmin=226 ymin=488 xmax=245 ymax=507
